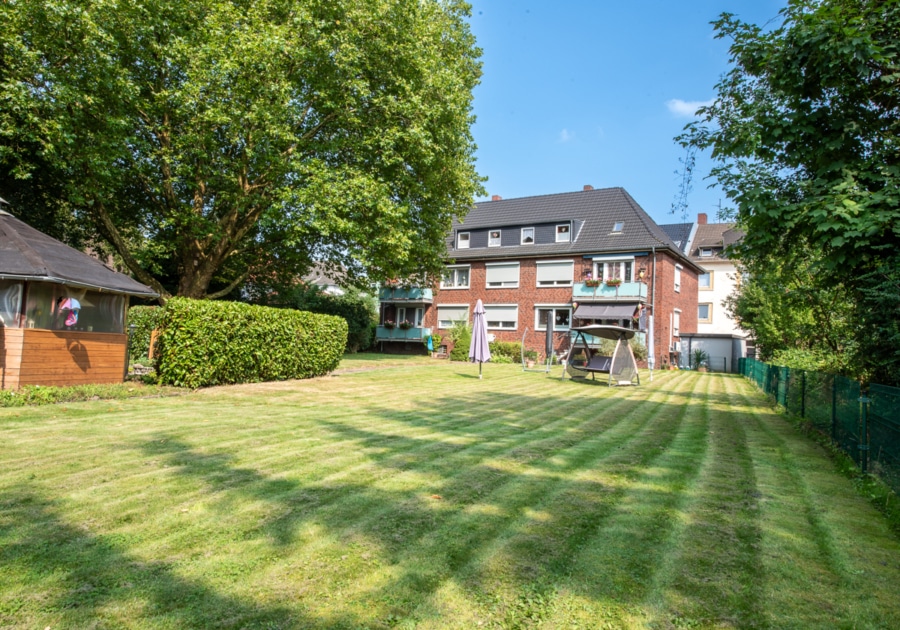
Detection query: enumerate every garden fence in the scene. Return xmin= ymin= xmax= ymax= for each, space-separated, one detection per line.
xmin=738 ymin=358 xmax=900 ymax=496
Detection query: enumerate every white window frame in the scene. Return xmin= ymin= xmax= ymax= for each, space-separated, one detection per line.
xmin=700 ymin=248 xmax=713 ymax=257
xmin=536 ymin=259 xmax=574 ymax=287
xmin=698 ymin=271 xmax=713 ymax=290
xmin=521 ymin=227 xmax=535 ymax=245
xmin=555 ymin=224 xmax=571 ymax=243
xmin=437 ymin=305 xmax=469 ymax=329
xmin=488 ymin=229 xmax=502 ymax=247
xmin=457 ymin=232 xmax=470 ymax=249
xmin=593 ymin=256 xmax=634 ymax=283
xmin=698 ymin=303 xmax=712 ymax=323
xmin=440 ymin=265 xmax=470 ymax=289
xmin=673 ymin=309 xmax=681 ymax=338
xmin=534 ymin=304 xmax=572 ymax=331
xmin=484 ymin=304 xmax=518 ymax=330
xmin=485 ymin=262 xmax=519 ymax=288
xmin=674 ymin=264 xmax=682 ymax=293
xmin=397 ymin=306 xmax=424 ymax=327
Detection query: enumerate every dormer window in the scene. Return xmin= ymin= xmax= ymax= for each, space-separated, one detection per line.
xmin=700 ymin=248 xmax=713 ymax=257
xmin=521 ymin=227 xmax=534 ymax=245
xmin=457 ymin=232 xmax=470 ymax=249
xmin=488 ymin=230 xmax=501 ymax=247
xmin=612 ymin=221 xmax=624 ymax=233
xmin=556 ymin=224 xmax=570 ymax=243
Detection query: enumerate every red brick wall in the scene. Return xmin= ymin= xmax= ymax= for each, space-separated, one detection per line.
xmin=427 ymin=258 xmax=574 ymax=358
xmin=418 ymin=252 xmax=698 ymax=366
xmin=647 ymin=252 xmax=698 ymax=367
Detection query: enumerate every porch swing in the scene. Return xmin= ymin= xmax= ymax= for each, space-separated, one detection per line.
xmin=562 ymin=325 xmax=640 ymax=386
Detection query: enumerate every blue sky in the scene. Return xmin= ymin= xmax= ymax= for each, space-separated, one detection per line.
xmin=466 ymin=0 xmax=785 ymax=226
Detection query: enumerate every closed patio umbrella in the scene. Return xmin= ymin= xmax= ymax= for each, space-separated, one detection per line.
xmin=469 ymin=299 xmax=492 ymax=379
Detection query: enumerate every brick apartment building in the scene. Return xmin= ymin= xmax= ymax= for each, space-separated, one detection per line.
xmin=377 ymin=186 xmax=703 ymax=368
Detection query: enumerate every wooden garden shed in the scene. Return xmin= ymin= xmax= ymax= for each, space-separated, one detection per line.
xmin=0 ymin=209 xmax=158 ymax=389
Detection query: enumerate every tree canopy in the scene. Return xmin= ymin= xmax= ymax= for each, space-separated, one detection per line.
xmin=682 ymin=0 xmax=900 ymax=383
xmin=0 ymin=0 xmax=484 ymax=299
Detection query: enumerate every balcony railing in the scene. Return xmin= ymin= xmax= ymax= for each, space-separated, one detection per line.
xmin=573 ymin=281 xmax=647 ymax=300
xmin=378 ymin=287 xmax=434 ymax=302
xmin=376 ymin=326 xmax=432 ymax=341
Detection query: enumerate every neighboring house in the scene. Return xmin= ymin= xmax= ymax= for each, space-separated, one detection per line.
xmin=661 ymin=212 xmax=751 ymax=371
xmin=0 ymin=209 xmax=157 ymax=389
xmin=301 ymin=263 xmax=345 ymax=296
xmin=377 ymin=186 xmax=704 ymax=368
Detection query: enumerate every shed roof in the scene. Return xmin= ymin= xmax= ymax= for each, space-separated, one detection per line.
xmin=0 ymin=210 xmax=158 ymax=297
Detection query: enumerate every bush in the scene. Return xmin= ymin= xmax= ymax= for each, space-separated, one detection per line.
xmin=279 ymin=284 xmax=378 ymax=353
xmin=489 ymin=340 xmax=524 ymax=362
xmin=156 ymin=297 xmax=347 ymax=388
xmin=0 ymin=382 xmax=180 ymax=407
xmin=128 ymin=305 xmax=164 ymax=360
xmin=449 ymin=320 xmax=471 ymax=362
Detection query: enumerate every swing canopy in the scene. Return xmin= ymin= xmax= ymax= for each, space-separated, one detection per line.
xmin=563 ymin=324 xmax=640 ymax=386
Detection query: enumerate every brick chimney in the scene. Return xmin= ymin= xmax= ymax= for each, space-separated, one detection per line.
xmin=492 ymin=195 xmax=502 ymax=201
xmin=698 ymin=213 xmax=708 ymax=225
xmin=583 ymin=185 xmax=593 ymax=191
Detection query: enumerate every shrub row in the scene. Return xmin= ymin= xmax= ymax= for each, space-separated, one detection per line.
xmin=156 ymin=297 xmax=347 ymax=388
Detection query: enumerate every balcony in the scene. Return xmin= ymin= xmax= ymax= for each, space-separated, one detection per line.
xmin=376 ymin=326 xmax=432 ymax=341
xmin=378 ymin=287 xmax=434 ymax=303
xmin=573 ymin=281 xmax=647 ymax=301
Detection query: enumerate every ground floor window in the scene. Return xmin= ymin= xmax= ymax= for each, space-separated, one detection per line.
xmin=485 ymin=304 xmax=517 ymax=330
xmin=397 ymin=306 xmax=424 ymax=327
xmin=437 ymin=305 xmax=469 ymax=329
xmin=535 ymin=306 xmax=571 ymax=331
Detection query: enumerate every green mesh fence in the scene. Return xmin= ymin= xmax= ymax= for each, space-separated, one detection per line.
xmin=738 ymin=358 xmax=898 ymax=495
xmin=833 ymin=375 xmax=862 ymax=468
xmin=870 ymin=383 xmax=900 ymax=495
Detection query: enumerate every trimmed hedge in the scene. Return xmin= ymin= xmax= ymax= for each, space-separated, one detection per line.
xmin=127 ymin=305 xmax=164 ymax=360
xmin=156 ymin=297 xmax=347 ymax=388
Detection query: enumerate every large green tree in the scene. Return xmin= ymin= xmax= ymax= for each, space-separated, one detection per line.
xmin=683 ymin=0 xmax=900 ymax=382
xmin=0 ymin=0 xmax=484 ymax=299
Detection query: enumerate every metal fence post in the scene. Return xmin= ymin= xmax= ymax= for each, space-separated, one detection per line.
xmin=801 ymin=371 xmax=806 ymax=418
xmin=831 ymin=376 xmax=837 ymax=442
xmin=859 ymin=394 xmax=870 ymax=474
xmin=784 ymin=367 xmax=790 ymax=409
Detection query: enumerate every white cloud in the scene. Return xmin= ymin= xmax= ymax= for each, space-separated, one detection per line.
xmin=666 ymin=98 xmax=714 ymax=118
xmin=558 ymin=128 xmax=575 ymax=143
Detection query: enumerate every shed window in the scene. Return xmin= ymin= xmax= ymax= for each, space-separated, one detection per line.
xmin=0 ymin=280 xmax=23 ymax=328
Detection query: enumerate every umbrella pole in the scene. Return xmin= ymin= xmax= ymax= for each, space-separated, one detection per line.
xmin=479 ymin=362 xmax=483 ymax=379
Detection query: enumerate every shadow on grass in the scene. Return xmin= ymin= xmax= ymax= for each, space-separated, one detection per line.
xmin=122 ymin=382 xmax=768 ymax=625
xmin=0 ymin=486 xmax=319 ymax=628
xmin=3 ymin=373 xmax=827 ymax=627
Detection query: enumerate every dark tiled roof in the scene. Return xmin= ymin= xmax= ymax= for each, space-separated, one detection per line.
xmin=0 ymin=210 xmax=158 ymax=296
xmin=658 ymin=222 xmax=694 ymax=253
xmin=448 ymin=187 xmax=698 ymax=268
xmin=690 ymin=223 xmax=745 ymax=261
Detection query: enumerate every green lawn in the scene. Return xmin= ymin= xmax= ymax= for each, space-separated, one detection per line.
xmin=2 ymin=357 xmax=899 ymax=629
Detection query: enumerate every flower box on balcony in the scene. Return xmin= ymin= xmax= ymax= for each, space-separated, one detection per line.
xmin=605 ymin=279 xmax=623 ymax=287
xmin=584 ymin=279 xmax=601 ymax=288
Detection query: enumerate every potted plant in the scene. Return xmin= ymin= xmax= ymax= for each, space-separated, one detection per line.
xmin=383 ymin=319 xmax=395 ymax=329
xmin=691 ymin=348 xmax=710 ymax=371
xmin=605 ymin=277 xmax=622 ymax=287
xmin=583 ymin=273 xmax=601 ymax=288
xmin=524 ymin=349 xmax=539 ymax=368
xmin=399 ymin=320 xmax=413 ymax=330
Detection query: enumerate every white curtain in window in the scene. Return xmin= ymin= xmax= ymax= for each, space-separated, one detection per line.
xmin=0 ymin=280 xmax=23 ymax=327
